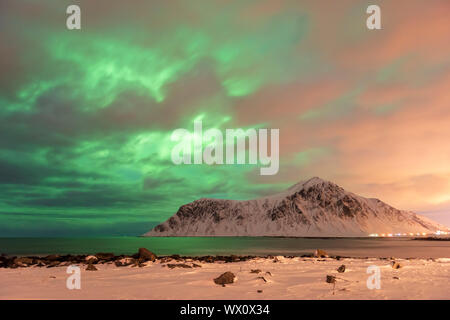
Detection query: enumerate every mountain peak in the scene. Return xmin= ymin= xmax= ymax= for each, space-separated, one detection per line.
xmin=144 ymin=177 xmax=449 ymax=237
xmin=286 ymin=177 xmax=336 ymax=193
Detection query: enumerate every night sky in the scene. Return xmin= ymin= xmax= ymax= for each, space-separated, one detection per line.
xmin=1 ymin=0 xmax=450 ymax=236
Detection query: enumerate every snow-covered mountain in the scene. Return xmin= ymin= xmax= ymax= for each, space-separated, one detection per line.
xmin=143 ymin=177 xmax=449 ymax=237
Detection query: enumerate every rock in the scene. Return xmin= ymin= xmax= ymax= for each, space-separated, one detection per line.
xmin=95 ymin=253 xmax=115 ymax=261
xmin=170 ymin=254 xmax=182 ymax=261
xmin=45 ymin=254 xmax=60 ymax=261
xmin=229 ymin=255 xmax=240 ymax=262
xmin=13 ymin=257 xmax=33 ymax=266
xmin=326 ymin=275 xmax=336 ymax=284
xmin=46 ymin=261 xmax=60 ymax=268
xmin=35 ymin=260 xmax=45 ymax=267
xmin=192 ymin=263 xmax=202 ymax=268
xmin=167 ymin=263 xmax=192 ymax=269
xmin=393 ymin=276 xmax=399 ymax=280
xmin=85 ymin=255 xmax=98 ymax=263
xmin=214 ymin=272 xmax=236 ymax=285
xmin=250 ymin=269 xmax=262 ymax=274
xmin=86 ymin=264 xmax=97 ymax=271
xmin=257 ymin=290 xmax=263 ymax=293
xmin=266 ymin=271 xmax=272 ymax=276
xmin=273 ymin=256 xmax=286 ymax=263
xmin=337 ymin=265 xmax=346 ymax=273
xmin=114 ymin=257 xmax=135 ymax=267
xmin=138 ymin=248 xmax=157 ymax=262
xmin=314 ymin=249 xmax=329 ymax=258
xmin=392 ymin=261 xmax=402 ymax=269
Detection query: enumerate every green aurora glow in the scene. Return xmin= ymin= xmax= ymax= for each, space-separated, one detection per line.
xmin=1 ymin=0 xmax=450 ymax=236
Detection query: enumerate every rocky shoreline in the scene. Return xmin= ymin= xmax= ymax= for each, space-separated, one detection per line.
xmin=412 ymin=237 xmax=450 ymax=241
xmin=0 ymin=247 xmax=433 ymax=269
xmin=2 ymin=249 xmax=449 ymax=299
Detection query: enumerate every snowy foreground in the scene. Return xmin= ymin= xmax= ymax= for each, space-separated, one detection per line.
xmin=1 ymin=256 xmax=450 ymax=300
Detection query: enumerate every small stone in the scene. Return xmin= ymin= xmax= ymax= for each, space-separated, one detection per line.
xmin=250 ymin=269 xmax=262 ymax=274
xmin=273 ymin=256 xmax=285 ymax=263
xmin=167 ymin=263 xmax=192 ymax=269
xmin=326 ymin=275 xmax=336 ymax=284
xmin=257 ymin=290 xmax=263 ymax=293
xmin=115 ymin=257 xmax=135 ymax=267
xmin=214 ymin=272 xmax=235 ymax=285
xmin=86 ymin=264 xmax=97 ymax=271
xmin=392 ymin=261 xmax=402 ymax=269
xmin=337 ymin=265 xmax=346 ymax=273
xmin=192 ymin=263 xmax=202 ymax=268
xmin=393 ymin=276 xmax=400 ymax=280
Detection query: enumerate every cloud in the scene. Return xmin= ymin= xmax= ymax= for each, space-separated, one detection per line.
xmin=1 ymin=0 xmax=449 ymax=236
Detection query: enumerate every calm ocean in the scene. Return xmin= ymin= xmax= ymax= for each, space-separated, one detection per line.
xmin=1 ymin=237 xmax=450 ymax=258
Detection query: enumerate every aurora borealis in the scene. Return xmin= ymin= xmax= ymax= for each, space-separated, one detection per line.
xmin=1 ymin=0 xmax=450 ymax=236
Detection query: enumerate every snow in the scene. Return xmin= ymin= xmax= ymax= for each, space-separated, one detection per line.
xmin=1 ymin=257 xmax=449 ymax=299
xmin=144 ymin=177 xmax=449 ymax=237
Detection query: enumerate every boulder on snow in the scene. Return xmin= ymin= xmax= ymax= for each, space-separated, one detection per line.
xmin=337 ymin=265 xmax=346 ymax=273
xmin=138 ymin=248 xmax=157 ymax=262
xmin=326 ymin=275 xmax=336 ymax=283
xmin=214 ymin=272 xmax=236 ymax=285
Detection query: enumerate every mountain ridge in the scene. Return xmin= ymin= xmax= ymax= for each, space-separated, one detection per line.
xmin=144 ymin=177 xmax=449 ymax=237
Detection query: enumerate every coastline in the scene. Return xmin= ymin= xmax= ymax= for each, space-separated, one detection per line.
xmin=2 ymin=236 xmax=450 ymax=259
xmin=1 ymin=253 xmax=449 ymax=300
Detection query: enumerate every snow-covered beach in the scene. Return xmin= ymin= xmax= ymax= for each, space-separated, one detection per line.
xmin=2 ymin=256 xmax=449 ymax=300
